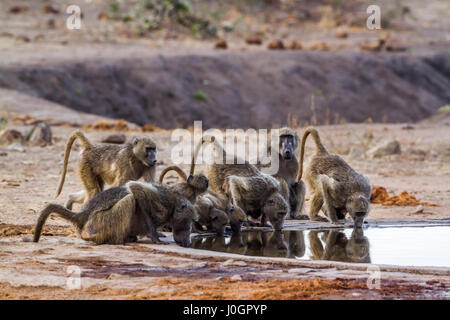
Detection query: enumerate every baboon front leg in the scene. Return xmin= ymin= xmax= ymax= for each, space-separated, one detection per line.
xmin=309 ymin=192 xmax=328 ymax=222
xmin=321 ymin=179 xmax=344 ymax=224
xmin=141 ymin=214 xmax=167 ymax=244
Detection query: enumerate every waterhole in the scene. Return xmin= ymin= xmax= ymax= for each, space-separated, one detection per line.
xmin=191 ymin=226 xmax=450 ymax=267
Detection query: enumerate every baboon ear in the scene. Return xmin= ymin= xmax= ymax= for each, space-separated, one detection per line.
xmin=132 ymin=137 xmax=139 ymax=145
xmin=187 ymin=174 xmax=193 ymax=183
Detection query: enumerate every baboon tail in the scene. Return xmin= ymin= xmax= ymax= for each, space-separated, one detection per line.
xmin=55 ymin=131 xmax=92 ymax=198
xmin=189 ymin=136 xmax=215 ymax=176
xmin=296 ymin=127 xmax=327 ymax=181
xmin=33 ymin=204 xmax=81 ymax=242
xmin=159 ymin=166 xmax=188 ymax=183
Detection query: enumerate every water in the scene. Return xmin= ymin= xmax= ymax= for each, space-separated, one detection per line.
xmin=191 ymin=226 xmax=450 ymax=267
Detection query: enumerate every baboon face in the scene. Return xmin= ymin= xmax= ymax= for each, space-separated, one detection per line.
xmin=346 ymin=228 xmax=371 ymax=263
xmin=279 ymin=133 xmax=298 ymax=160
xmin=172 ymin=202 xmax=198 ymax=247
xmin=187 ymin=174 xmax=209 ymax=193
xmin=345 ymin=194 xmax=370 ymax=227
xmin=263 ymin=193 xmax=288 ymax=231
xmin=228 ymin=206 xmax=246 ymax=233
xmin=209 ymin=208 xmax=229 ymax=236
xmin=133 ymin=137 xmax=157 ymax=167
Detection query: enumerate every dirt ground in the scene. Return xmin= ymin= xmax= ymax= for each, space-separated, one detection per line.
xmin=0 ymin=0 xmax=449 ymax=300
xmin=0 ymin=121 xmax=449 ymax=299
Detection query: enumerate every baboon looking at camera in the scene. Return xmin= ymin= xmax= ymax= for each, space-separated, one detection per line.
xmin=55 ymin=131 xmax=157 ymax=209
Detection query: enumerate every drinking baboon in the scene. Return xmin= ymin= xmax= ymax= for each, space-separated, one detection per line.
xmin=298 ymin=127 xmax=372 ymax=226
xmin=35 ymin=181 xmax=197 ymax=247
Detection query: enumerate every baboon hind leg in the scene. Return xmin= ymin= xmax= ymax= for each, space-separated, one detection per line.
xmin=308 ymin=192 xmax=328 ymax=222
xmin=81 ymin=194 xmax=136 ymax=244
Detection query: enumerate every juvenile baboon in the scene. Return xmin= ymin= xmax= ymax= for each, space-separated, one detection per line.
xmin=197 ymin=136 xmax=289 ymax=231
xmin=34 ymin=181 xmax=197 ymax=247
xmin=298 ymin=128 xmax=372 ymax=227
xmin=193 ymin=196 xmax=230 ymax=235
xmin=200 ymin=190 xmax=247 ymax=233
xmin=158 ymin=164 xmax=209 ymax=204
xmin=55 ymin=130 xmax=157 ymax=209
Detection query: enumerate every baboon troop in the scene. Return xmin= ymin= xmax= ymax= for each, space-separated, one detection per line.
xmin=33 ymin=125 xmax=371 ymax=248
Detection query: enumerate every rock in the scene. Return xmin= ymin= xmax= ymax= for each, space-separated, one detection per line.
xmin=306 ymin=41 xmax=329 ymax=51
xmin=230 ymin=275 xmax=242 ymax=281
xmin=194 ymin=262 xmax=208 ymax=269
xmin=232 ymin=261 xmax=247 ymax=267
xmin=222 ymin=259 xmax=235 ymax=266
xmin=26 ymin=123 xmax=52 ymax=147
xmin=268 ymin=40 xmax=285 ymax=50
xmin=215 ymin=39 xmax=228 ymax=49
xmin=412 ymin=206 xmax=424 ymax=214
xmin=359 ymin=39 xmax=383 ymax=52
xmin=367 ymin=140 xmax=401 ymax=158
xmin=335 ymin=30 xmax=348 ymax=39
xmin=0 ymin=152 xmax=7 ymax=157
xmin=9 ymin=5 xmax=29 ymax=14
xmin=385 ymin=38 xmax=407 ymax=52
xmin=402 ymin=124 xmax=415 ymax=130
xmin=98 ymin=12 xmax=109 ymax=20
xmin=246 ymin=36 xmax=263 ymax=45
xmin=16 ymin=35 xmax=30 ymax=43
xmin=406 ymin=148 xmax=427 ymax=161
xmin=0 ymin=129 xmax=24 ymax=146
xmin=286 ymin=40 xmax=302 ymax=50
xmin=7 ymin=142 xmax=26 ymax=153
xmin=42 ymin=5 xmax=60 ymax=14
xmin=101 ymin=133 xmax=126 ymax=144
xmin=221 ymin=21 xmax=234 ymax=32
xmin=222 ymin=259 xmax=247 ymax=267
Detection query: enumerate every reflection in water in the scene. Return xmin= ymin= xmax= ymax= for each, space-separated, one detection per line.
xmin=191 ymin=228 xmax=369 ymax=263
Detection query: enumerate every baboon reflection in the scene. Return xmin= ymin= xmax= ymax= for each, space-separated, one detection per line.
xmin=190 ymin=230 xmax=305 ymax=258
xmin=309 ymin=228 xmax=371 ymax=263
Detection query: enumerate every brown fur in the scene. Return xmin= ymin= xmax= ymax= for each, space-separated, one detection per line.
xmin=199 ymin=136 xmax=289 ymax=230
xmin=298 ymin=127 xmax=372 ymax=227
xmin=55 ymin=130 xmax=157 ymax=209
xmin=34 ymin=182 xmax=197 ymax=246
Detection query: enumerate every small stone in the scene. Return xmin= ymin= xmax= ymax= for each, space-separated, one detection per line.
xmin=194 ymin=262 xmax=208 ymax=269
xmin=222 ymin=259 xmax=235 ymax=266
xmin=268 ymin=39 xmax=285 ymax=50
xmin=101 ymin=133 xmax=126 ymax=144
xmin=230 ymin=275 xmax=242 ymax=281
xmin=9 ymin=5 xmax=29 ymax=14
xmin=42 ymin=5 xmax=60 ymax=14
xmin=402 ymin=125 xmax=415 ymax=130
xmin=246 ymin=36 xmax=263 ymax=45
xmin=306 ymin=41 xmax=329 ymax=51
xmin=0 ymin=152 xmax=7 ymax=157
xmin=412 ymin=206 xmax=424 ymax=214
xmin=335 ymin=30 xmax=348 ymax=39
xmin=215 ymin=39 xmax=228 ymax=49
xmin=359 ymin=39 xmax=383 ymax=52
xmin=367 ymin=140 xmax=401 ymax=158
xmin=286 ymin=40 xmax=302 ymax=50
xmin=7 ymin=142 xmax=26 ymax=152
xmin=221 ymin=21 xmax=234 ymax=32
xmin=26 ymin=123 xmax=52 ymax=146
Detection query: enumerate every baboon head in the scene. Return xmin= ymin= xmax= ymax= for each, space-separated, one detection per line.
xmin=262 ymin=231 xmax=288 ymax=257
xmin=278 ymin=127 xmax=299 ymax=160
xmin=227 ymin=205 xmax=246 ymax=233
xmin=132 ymin=137 xmax=157 ymax=167
xmin=346 ymin=228 xmax=371 ymax=263
xmin=208 ymin=208 xmax=230 ymax=236
xmin=262 ymin=192 xmax=289 ymax=231
xmin=345 ymin=194 xmax=370 ymax=227
xmin=187 ymin=174 xmax=209 ymax=194
xmin=171 ymin=201 xmax=199 ymax=247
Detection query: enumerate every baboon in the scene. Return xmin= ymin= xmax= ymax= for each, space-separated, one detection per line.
xmin=308 ymin=229 xmax=370 ymax=263
xmin=198 ymin=136 xmax=289 ymax=231
xmin=193 ymin=196 xmax=230 ymax=235
xmin=55 ymin=130 xmax=157 ymax=209
xmin=199 ymin=190 xmax=247 ymax=233
xmin=158 ymin=165 xmax=209 ymax=204
xmin=298 ymin=128 xmax=372 ymax=227
xmin=34 ymin=181 xmax=198 ymax=247
xmin=258 ymin=127 xmax=306 ymax=219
